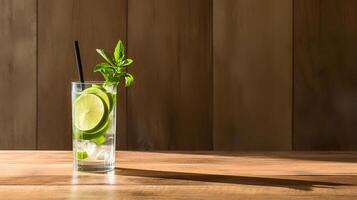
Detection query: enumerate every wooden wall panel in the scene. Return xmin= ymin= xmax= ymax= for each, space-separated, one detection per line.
xmin=127 ymin=0 xmax=213 ymax=150
xmin=213 ymin=0 xmax=293 ymax=150
xmin=38 ymin=0 xmax=127 ymax=149
xmin=2 ymin=0 xmax=356 ymax=150
xmin=294 ymin=0 xmax=357 ymax=150
xmin=0 ymin=0 xmax=37 ymax=149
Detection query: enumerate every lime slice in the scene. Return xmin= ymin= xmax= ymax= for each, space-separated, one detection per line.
xmin=83 ymin=86 xmax=113 ymax=112
xmin=91 ymin=84 xmax=102 ymax=89
xmin=90 ymin=135 xmax=106 ymax=145
xmin=83 ymin=117 xmax=110 ymax=134
xmin=75 ymin=118 xmax=110 ymax=139
xmin=76 ymin=151 xmax=88 ymax=160
xmin=73 ymin=94 xmax=108 ymax=132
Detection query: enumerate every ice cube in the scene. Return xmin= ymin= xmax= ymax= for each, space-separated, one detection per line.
xmin=96 ymin=150 xmax=111 ymax=161
xmin=83 ymin=141 xmax=97 ymax=155
xmin=74 ymin=140 xmax=97 ymax=155
xmin=74 ymin=140 xmax=84 ymax=151
xmin=95 ymin=144 xmax=113 ymax=161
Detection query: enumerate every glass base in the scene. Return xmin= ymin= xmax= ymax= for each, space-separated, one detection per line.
xmin=75 ymin=164 xmax=115 ymax=172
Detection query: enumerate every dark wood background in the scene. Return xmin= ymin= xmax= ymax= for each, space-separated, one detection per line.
xmin=1 ymin=0 xmax=356 ymax=150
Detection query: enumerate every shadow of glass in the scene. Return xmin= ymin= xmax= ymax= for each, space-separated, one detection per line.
xmin=112 ymin=167 xmax=350 ymax=191
xmin=146 ymin=151 xmax=357 ymax=163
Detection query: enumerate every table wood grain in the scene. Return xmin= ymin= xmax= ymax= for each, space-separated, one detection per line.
xmin=0 ymin=151 xmax=357 ymax=199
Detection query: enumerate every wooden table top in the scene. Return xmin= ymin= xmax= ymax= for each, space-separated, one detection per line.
xmin=0 ymin=151 xmax=357 ymax=199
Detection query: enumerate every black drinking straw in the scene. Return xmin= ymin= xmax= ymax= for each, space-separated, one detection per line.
xmin=74 ymin=41 xmax=85 ymax=86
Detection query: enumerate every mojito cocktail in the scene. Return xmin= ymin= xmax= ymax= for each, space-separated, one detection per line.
xmin=71 ymin=39 xmax=134 ymax=171
xmin=72 ymin=82 xmax=116 ymax=171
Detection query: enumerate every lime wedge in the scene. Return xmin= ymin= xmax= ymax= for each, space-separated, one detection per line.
xmin=90 ymin=135 xmax=106 ymax=145
xmin=83 ymin=86 xmax=114 ymax=112
xmin=76 ymin=151 xmax=88 ymax=160
xmin=73 ymin=94 xmax=108 ymax=132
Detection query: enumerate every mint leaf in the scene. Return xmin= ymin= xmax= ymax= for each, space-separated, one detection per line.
xmin=122 ymin=59 xmax=133 ymax=67
xmin=124 ymin=73 xmax=134 ymax=87
xmin=94 ymin=39 xmax=134 ymax=87
xmin=94 ymin=63 xmax=113 ymax=72
xmin=114 ymin=40 xmax=124 ymax=64
xmin=98 ymin=68 xmax=113 ymax=80
xmin=96 ymin=49 xmax=115 ymax=66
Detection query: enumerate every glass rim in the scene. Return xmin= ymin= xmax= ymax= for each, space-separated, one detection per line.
xmin=71 ymin=81 xmax=105 ymax=85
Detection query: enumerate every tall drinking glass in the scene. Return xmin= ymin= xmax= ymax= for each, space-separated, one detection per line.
xmin=71 ymin=82 xmax=117 ymax=171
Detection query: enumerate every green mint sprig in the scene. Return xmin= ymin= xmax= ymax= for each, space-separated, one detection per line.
xmin=94 ymin=40 xmax=134 ymax=87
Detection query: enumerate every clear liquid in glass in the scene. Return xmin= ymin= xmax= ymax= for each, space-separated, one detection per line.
xmin=71 ymin=82 xmax=116 ymax=171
